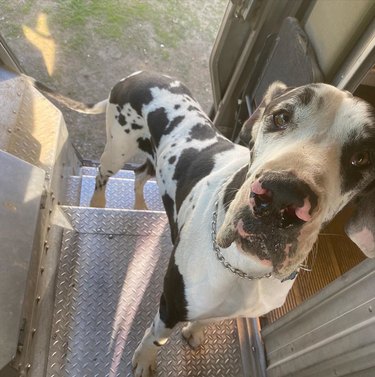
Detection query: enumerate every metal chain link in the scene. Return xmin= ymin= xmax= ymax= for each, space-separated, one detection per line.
xmin=211 ymin=200 xmax=272 ymax=280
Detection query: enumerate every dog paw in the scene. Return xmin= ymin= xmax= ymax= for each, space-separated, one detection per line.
xmin=182 ymin=325 xmax=205 ymax=349
xmin=132 ymin=346 xmax=157 ymax=377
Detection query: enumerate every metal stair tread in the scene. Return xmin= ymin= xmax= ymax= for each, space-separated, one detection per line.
xmin=81 ymin=166 xmax=135 ymax=179
xmin=81 ymin=166 xmax=156 ymax=180
xmin=79 ymin=175 xmax=163 ymax=211
xmin=60 ymin=205 xmax=167 ymax=234
xmin=47 ymin=205 xmax=246 ymax=377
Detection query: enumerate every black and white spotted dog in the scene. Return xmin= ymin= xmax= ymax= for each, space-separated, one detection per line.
xmin=33 ymin=71 xmax=375 ymax=377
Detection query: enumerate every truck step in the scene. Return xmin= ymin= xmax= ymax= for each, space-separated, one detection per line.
xmin=80 ymin=175 xmax=164 ymax=211
xmin=81 ymin=166 xmax=136 ymax=179
xmin=46 ymin=206 xmax=247 ymax=377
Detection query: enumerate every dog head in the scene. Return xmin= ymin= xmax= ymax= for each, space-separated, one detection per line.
xmin=217 ymin=82 xmax=375 ymax=279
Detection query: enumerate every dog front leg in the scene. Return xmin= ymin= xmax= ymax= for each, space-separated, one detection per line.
xmin=132 ymin=310 xmax=174 ymax=377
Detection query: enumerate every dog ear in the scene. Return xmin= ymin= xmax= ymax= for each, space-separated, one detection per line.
xmin=240 ymin=81 xmax=289 ymax=147
xmin=345 ymin=186 xmax=375 ymax=258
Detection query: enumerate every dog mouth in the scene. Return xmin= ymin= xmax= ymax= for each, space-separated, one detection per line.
xmin=218 ymin=204 xmax=304 ymax=270
xmin=216 ymin=174 xmax=317 ymax=274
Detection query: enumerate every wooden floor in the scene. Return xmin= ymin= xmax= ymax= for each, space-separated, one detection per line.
xmin=264 ymin=206 xmax=366 ymax=324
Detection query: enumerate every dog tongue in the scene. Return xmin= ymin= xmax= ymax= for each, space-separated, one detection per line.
xmin=294 ymin=198 xmax=312 ymax=222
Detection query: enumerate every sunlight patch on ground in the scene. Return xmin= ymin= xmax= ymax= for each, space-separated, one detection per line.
xmin=23 ymin=13 xmax=55 ymax=75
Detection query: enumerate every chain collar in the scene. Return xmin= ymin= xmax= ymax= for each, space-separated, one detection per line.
xmin=211 ymin=200 xmax=273 ymax=280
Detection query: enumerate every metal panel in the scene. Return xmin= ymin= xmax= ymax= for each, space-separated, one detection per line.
xmin=80 ymin=176 xmax=164 ymax=211
xmin=210 ymin=0 xmax=308 ymax=136
xmin=0 ymin=34 xmax=23 ymax=73
xmin=332 ymin=18 xmax=375 ymax=92
xmin=0 ymin=72 xmax=24 ymax=151
xmin=0 ymin=150 xmax=45 ymax=370
xmin=304 ymin=0 xmax=374 ymax=80
xmin=46 ymin=207 xmax=246 ymax=377
xmin=262 ymin=259 xmax=375 ymax=377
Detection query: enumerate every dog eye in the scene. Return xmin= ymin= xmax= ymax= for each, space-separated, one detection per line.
xmin=272 ymin=110 xmax=290 ymax=130
xmin=351 ymin=151 xmax=371 ymax=168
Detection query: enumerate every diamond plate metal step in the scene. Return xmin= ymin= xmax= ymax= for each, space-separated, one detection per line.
xmin=46 ymin=206 xmax=247 ymax=377
xmin=63 ymin=176 xmax=82 ymax=206
xmin=79 ymin=176 xmax=164 ymax=211
xmin=81 ymin=166 xmax=136 ymax=179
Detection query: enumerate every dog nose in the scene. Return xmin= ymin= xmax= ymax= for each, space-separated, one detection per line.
xmin=250 ymin=173 xmax=317 ymax=227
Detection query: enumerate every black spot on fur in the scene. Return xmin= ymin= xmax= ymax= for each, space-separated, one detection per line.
xmin=188 ymin=105 xmax=200 ymax=112
xmin=223 ymin=165 xmax=249 ymax=211
xmin=165 ymin=115 xmax=185 ymax=135
xmin=162 ymin=193 xmax=178 ymax=244
xmin=110 ymin=78 xmax=151 ymax=115
xmin=125 ymin=129 xmax=130 ymax=133
xmin=317 ymin=96 xmax=324 ymax=109
xmin=109 ymin=71 xmax=192 ymax=116
xmin=298 ymin=87 xmax=315 ymax=106
xmin=117 ymin=113 xmax=127 ymax=126
xmin=171 ymin=143 xmax=176 ymax=147
xmin=137 ymin=137 xmax=154 ymax=157
xmin=173 ymin=139 xmax=234 ymax=212
xmin=189 ymin=123 xmax=216 ymax=140
xmin=169 ymin=156 xmax=176 ymax=164
xmin=147 ymin=107 xmax=169 ymax=147
xmin=159 ymin=238 xmax=187 ymax=329
xmin=174 ymin=104 xmax=181 ymax=110
xmin=148 ymin=113 xmax=185 ymax=147
xmin=131 ymin=123 xmax=143 ymax=130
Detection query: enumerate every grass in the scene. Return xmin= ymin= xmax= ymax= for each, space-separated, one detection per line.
xmin=0 ymin=0 xmax=199 ymax=58
xmin=51 ymin=0 xmax=198 ymax=50
xmin=0 ymin=0 xmax=37 ymax=37
xmin=1 ymin=0 xmax=210 ymax=62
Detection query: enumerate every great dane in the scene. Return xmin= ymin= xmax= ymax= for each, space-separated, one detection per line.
xmin=33 ymin=71 xmax=375 ymax=377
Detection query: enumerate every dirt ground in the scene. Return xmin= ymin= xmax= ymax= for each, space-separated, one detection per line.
xmin=1 ymin=0 xmax=228 ymax=160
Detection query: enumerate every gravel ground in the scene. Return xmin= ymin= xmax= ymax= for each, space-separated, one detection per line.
xmin=1 ymin=0 xmax=228 ymax=160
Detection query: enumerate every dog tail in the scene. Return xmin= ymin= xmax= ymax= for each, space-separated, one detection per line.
xmin=24 ymin=74 xmax=108 ymax=115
